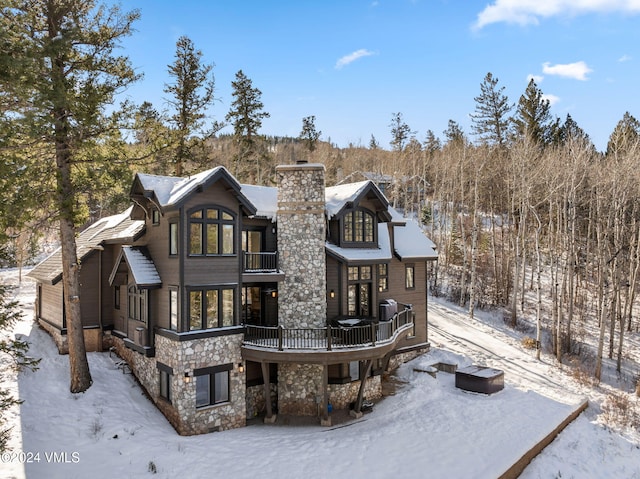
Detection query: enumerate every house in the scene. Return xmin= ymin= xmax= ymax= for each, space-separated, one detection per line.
xmin=28 ymin=161 xmax=438 ymax=434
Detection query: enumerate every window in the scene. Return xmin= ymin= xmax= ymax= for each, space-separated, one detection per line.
xmin=195 ymin=364 xmax=231 ymax=408
xmin=347 ymin=266 xmax=372 ymax=317
xmin=169 ymin=289 xmax=178 ymax=330
xmin=405 ymin=264 xmax=415 ymax=290
xmin=188 ymin=207 xmax=235 ymax=256
xmin=152 ymin=209 xmax=160 ymax=225
xmin=128 ymin=285 xmax=147 ymax=324
xmin=343 ymin=209 xmax=375 ymax=244
xmin=189 ymin=287 xmax=235 ymax=330
xmin=157 ymin=363 xmax=173 ymax=403
xmin=114 ymin=285 xmax=120 ymax=309
xmin=378 ymin=264 xmax=388 ymax=292
xmin=169 ymin=223 xmax=178 ymax=256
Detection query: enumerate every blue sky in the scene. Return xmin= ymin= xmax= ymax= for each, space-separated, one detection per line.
xmin=116 ymin=1 xmax=640 ymax=152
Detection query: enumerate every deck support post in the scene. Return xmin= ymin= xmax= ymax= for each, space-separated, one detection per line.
xmin=351 ymin=359 xmax=373 ymax=418
xmin=262 ymin=362 xmax=277 ymax=424
xmin=320 ymin=364 xmax=331 ymax=426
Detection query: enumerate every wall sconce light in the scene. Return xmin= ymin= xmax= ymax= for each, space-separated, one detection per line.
xmin=184 ymin=372 xmax=191 ymax=383
xmin=238 ymin=363 xmax=244 ymax=373
xmin=329 ymin=289 xmax=335 ymax=299
xmin=271 ymin=290 xmax=277 ymax=298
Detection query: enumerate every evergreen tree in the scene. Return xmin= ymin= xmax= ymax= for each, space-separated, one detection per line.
xmin=0 ymin=284 xmax=40 ymax=451
xmin=554 ymin=113 xmax=592 ymax=147
xmin=443 ymin=119 xmax=466 ymax=145
xmin=512 ymin=78 xmax=553 ymax=146
xmin=164 ymin=36 xmax=219 ymax=176
xmin=389 ymin=112 xmax=413 ymax=151
xmin=299 ymin=115 xmax=321 ymax=153
xmin=369 ymin=134 xmax=379 ymax=150
xmin=424 ymin=130 xmax=442 ymax=154
xmin=606 ymin=111 xmax=640 ymax=158
xmin=225 ymin=70 xmax=270 ymax=180
xmin=470 ymin=72 xmax=513 ymax=148
xmin=0 ymin=0 xmax=140 ymax=393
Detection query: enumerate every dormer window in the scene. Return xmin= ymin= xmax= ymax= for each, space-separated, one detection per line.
xmin=343 ymin=209 xmax=375 ymax=244
xmin=188 ymin=207 xmax=235 ymax=256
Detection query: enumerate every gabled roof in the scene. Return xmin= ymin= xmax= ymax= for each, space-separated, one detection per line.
xmin=109 ymin=246 xmax=161 ymax=289
xmin=325 ymin=180 xmax=390 ymax=219
xmin=131 ymin=166 xmax=257 ymax=215
xmin=27 ymin=207 xmax=145 ymax=285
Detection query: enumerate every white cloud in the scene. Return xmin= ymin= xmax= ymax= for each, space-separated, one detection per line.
xmin=542 ymin=61 xmax=592 ymax=80
xmin=527 ymin=74 xmax=545 ymax=83
xmin=335 ymin=49 xmax=375 ymax=69
xmin=618 ymin=54 xmax=632 ymax=62
xmin=542 ymin=93 xmax=560 ymax=106
xmin=474 ymin=0 xmax=640 ymax=29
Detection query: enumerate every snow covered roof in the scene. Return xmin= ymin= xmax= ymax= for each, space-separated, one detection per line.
xmin=240 ymin=184 xmax=278 ymax=220
xmin=393 ymin=219 xmax=438 ymax=260
xmin=133 ymin=167 xmax=256 ymax=215
xmin=27 ymin=207 xmax=145 ymax=285
xmin=326 ymin=224 xmax=392 ymax=263
xmin=109 ymin=246 xmax=161 ymax=289
xmin=325 ymin=181 xmax=389 ymax=219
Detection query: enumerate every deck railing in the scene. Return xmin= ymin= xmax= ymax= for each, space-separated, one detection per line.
xmin=243 ymin=251 xmax=279 ymax=273
xmin=243 ymin=307 xmax=414 ymax=351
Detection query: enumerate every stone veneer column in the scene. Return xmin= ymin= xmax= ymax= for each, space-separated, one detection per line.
xmin=276 ymin=162 xmax=327 ymax=416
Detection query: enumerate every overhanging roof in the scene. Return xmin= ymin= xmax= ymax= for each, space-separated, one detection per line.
xmin=109 ymin=246 xmax=161 ymax=289
xmin=326 ymin=224 xmax=392 ymax=263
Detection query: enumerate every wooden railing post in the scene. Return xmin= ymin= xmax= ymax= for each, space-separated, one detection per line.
xmin=326 ymin=325 xmax=332 ymax=351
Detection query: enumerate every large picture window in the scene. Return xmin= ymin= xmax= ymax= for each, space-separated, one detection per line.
xmin=189 ymin=207 xmax=235 ymax=256
xmin=343 ymin=209 xmax=375 ymax=244
xmin=189 ymin=287 xmax=235 ymax=330
xmin=195 ymin=364 xmax=232 ymax=408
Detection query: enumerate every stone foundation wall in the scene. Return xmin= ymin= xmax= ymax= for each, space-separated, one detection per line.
xmin=388 ymin=346 xmax=430 ymax=371
xmin=329 ymin=376 xmax=382 ymax=410
xmin=246 ymin=383 xmax=278 ymax=419
xmin=38 ymin=319 xmax=68 ymax=354
xmin=278 ymin=363 xmax=324 ymax=416
xmin=110 ymin=332 xmax=246 ymax=435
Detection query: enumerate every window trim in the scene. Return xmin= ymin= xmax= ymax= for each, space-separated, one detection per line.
xmin=194 ymin=363 xmax=232 ymax=408
xmin=377 ymin=263 xmax=388 ymax=292
xmin=127 ymin=284 xmax=148 ymax=325
xmin=188 ymin=285 xmax=236 ymax=330
xmin=187 ymin=206 xmax=236 ymax=257
xmin=347 ymin=265 xmax=373 ymax=317
xmin=157 ymin=362 xmax=173 ymax=404
xmin=341 ymin=208 xmax=377 ymax=246
xmin=405 ymin=264 xmax=415 ymax=290
xmin=169 ymin=288 xmax=178 ymax=331
xmin=152 ymin=209 xmax=160 ymax=225
xmin=169 ymin=222 xmax=178 ymax=256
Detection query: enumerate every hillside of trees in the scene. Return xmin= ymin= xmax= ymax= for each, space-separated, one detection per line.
xmin=1 ymin=1 xmax=639 ymax=395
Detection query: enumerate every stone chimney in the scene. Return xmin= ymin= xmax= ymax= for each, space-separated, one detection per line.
xmin=275 ymin=162 xmax=327 ymax=417
xmin=276 ymin=163 xmax=327 ymax=328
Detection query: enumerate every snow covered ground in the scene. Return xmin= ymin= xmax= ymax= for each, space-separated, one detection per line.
xmin=1 ymin=268 xmax=639 ymax=479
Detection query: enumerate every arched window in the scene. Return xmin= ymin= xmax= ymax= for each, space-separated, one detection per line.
xmin=188 ymin=207 xmax=235 ymax=256
xmin=343 ymin=209 xmax=375 ymax=244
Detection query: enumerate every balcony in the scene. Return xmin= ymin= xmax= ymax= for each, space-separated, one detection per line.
xmin=242 ymin=251 xmax=284 ymax=282
xmin=241 ymin=308 xmax=415 ymax=364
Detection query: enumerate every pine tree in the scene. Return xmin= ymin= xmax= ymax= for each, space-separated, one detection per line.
xmin=0 ymin=0 xmax=140 ymax=393
xmin=443 ymin=119 xmax=466 ymax=145
xmin=299 ymin=115 xmax=321 ymax=153
xmin=0 ymin=284 xmax=40 ymax=451
xmin=164 ymin=36 xmax=219 ymax=176
xmin=470 ymin=72 xmax=513 ymax=148
xmin=512 ymin=78 xmax=553 ymax=146
xmin=606 ymin=111 xmax=640 ymax=158
xmin=225 ymin=70 xmax=270 ymax=181
xmin=389 ymin=112 xmax=413 ymax=151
